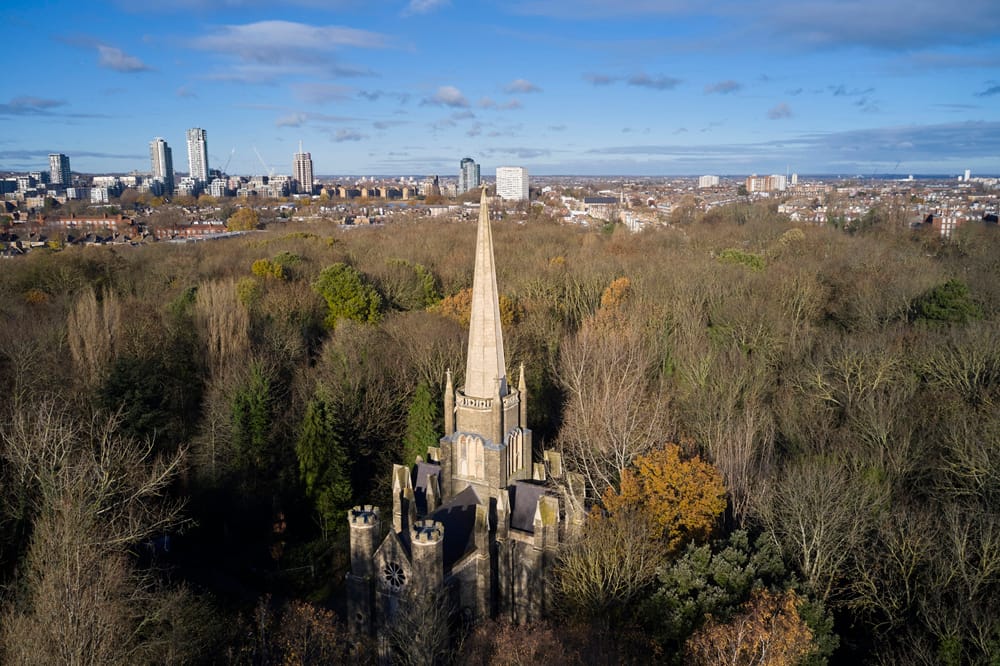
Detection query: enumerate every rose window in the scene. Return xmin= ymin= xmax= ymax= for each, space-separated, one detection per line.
xmin=383 ymin=562 xmax=406 ymax=591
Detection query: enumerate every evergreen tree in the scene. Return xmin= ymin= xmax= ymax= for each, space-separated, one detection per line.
xmin=231 ymin=363 xmax=274 ymax=484
xmin=402 ymin=382 xmax=440 ymax=467
xmin=296 ymin=398 xmax=352 ymax=538
xmin=910 ymin=278 xmax=983 ymax=324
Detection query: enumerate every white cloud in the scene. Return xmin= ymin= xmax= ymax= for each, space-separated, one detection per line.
xmin=292 ymin=83 xmax=353 ymax=104
xmin=276 ymin=113 xmax=308 ymax=128
xmin=768 ymin=102 xmax=792 ymax=119
xmin=0 ymin=97 xmax=67 ymax=116
xmin=504 ymin=78 xmax=542 ymax=93
xmin=192 ymin=21 xmax=390 ymax=63
xmin=424 ymin=85 xmax=469 ymax=107
xmin=403 ymin=0 xmax=450 ymax=15
xmin=97 ymin=45 xmax=150 ymax=72
xmin=334 ymin=129 xmax=366 ymax=142
xmin=704 ymin=80 xmax=741 ymax=94
xmin=628 ymin=72 xmax=681 ymax=90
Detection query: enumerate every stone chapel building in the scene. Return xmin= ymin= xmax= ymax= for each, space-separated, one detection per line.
xmin=346 ymin=188 xmax=579 ymax=637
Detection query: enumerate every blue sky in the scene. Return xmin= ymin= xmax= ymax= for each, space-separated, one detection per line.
xmin=1 ymin=0 xmax=998 ymax=176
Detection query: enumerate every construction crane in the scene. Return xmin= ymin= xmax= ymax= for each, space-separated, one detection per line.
xmin=253 ymin=146 xmax=275 ymax=178
xmin=222 ymin=147 xmax=236 ymax=175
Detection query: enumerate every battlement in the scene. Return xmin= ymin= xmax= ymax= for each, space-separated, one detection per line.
xmin=411 ymin=519 xmax=444 ymax=543
xmin=349 ymin=505 xmax=380 ymax=526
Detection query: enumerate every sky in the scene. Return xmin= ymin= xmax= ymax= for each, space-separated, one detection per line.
xmin=1 ymin=0 xmax=998 ymax=177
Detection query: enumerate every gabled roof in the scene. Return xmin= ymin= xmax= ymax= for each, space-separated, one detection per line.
xmin=431 ymin=485 xmax=482 ymax=570
xmin=413 ymin=461 xmax=442 ymax=516
xmin=509 ymin=481 xmax=549 ymax=533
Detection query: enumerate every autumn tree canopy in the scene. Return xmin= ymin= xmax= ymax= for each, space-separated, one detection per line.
xmin=226 ymin=207 xmax=260 ymax=231
xmin=603 ymin=443 xmax=727 ymax=553
xmin=685 ymin=589 xmax=815 ymax=666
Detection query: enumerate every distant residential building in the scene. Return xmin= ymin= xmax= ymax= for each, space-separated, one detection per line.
xmin=421 ymin=175 xmax=441 ymax=197
xmin=186 ymin=128 xmax=209 ymax=182
xmin=149 ymin=137 xmax=175 ymax=194
xmin=934 ymin=210 xmax=965 ymax=238
xmin=176 ymin=176 xmax=200 ymax=197
xmin=49 ymin=153 xmax=71 ymax=186
xmin=458 ymin=157 xmax=480 ymax=194
xmin=746 ymin=174 xmax=787 ymax=193
xmin=208 ymin=178 xmax=229 ymax=198
xmin=16 ymin=175 xmax=36 ymax=192
xmin=90 ymin=188 xmax=111 ymax=204
xmin=583 ymin=196 xmax=618 ymax=221
xmin=294 ymin=145 xmax=314 ymax=195
xmin=698 ymin=175 xmax=720 ymax=188
xmin=496 ymin=166 xmax=529 ymax=201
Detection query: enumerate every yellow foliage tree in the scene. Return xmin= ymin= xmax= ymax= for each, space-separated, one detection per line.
xmin=431 ymin=287 xmax=518 ymax=328
xmin=227 ymin=207 xmax=260 ymax=231
xmin=685 ymin=589 xmax=815 ymax=666
xmin=603 ymin=443 xmax=726 ymax=553
xmin=251 ymin=259 xmax=285 ymax=280
xmin=599 ymin=276 xmax=633 ymax=312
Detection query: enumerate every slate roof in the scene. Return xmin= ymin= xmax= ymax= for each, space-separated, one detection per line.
xmin=509 ymin=481 xmax=548 ymax=534
xmin=431 ymin=485 xmax=482 ymax=570
xmin=412 ymin=461 xmax=442 ymax=516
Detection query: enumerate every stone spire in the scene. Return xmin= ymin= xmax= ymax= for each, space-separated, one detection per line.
xmin=463 ymin=187 xmax=507 ymax=399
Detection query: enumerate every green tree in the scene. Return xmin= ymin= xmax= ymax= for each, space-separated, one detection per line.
xmin=312 ymin=263 xmax=383 ymax=329
xmin=910 ymin=278 xmax=983 ymax=325
xmin=402 ymin=382 xmax=440 ymax=467
xmin=296 ymin=398 xmax=352 ymax=538
xmin=231 ymin=363 xmax=274 ymax=485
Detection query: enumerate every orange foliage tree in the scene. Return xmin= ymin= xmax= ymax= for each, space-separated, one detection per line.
xmin=685 ymin=589 xmax=815 ymax=666
xmin=603 ymin=443 xmax=726 ymax=553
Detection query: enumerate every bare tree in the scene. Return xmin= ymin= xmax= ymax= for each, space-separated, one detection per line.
xmin=553 ymin=509 xmax=666 ymax=620
xmin=194 ymin=278 xmax=250 ymax=377
xmin=0 ymin=402 xmax=189 ymax=664
xmin=756 ymin=457 xmax=885 ymax=602
xmin=67 ymin=286 xmax=122 ymax=390
xmin=556 ymin=312 xmax=671 ymax=498
xmin=383 ymin=588 xmax=454 ymax=666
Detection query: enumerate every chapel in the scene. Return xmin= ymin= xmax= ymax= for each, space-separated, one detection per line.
xmin=345 ymin=188 xmax=579 ymax=636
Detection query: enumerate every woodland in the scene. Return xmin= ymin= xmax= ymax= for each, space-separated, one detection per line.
xmin=0 ymin=201 xmax=998 ymax=665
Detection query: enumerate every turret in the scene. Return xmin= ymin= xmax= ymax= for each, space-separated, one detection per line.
xmin=409 ymin=519 xmax=445 ymax=593
xmin=346 ymin=505 xmax=380 ymax=634
xmin=348 ymin=505 xmax=380 ymax=578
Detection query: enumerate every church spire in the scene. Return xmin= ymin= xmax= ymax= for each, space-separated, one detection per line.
xmin=463 ymin=187 xmax=507 ymax=399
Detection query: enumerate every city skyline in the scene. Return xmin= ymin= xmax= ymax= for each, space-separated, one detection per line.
xmin=1 ymin=1 xmax=998 ymax=177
